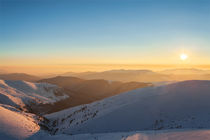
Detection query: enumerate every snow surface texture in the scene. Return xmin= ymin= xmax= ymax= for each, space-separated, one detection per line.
xmin=0 ymin=104 xmax=40 ymax=139
xmin=45 ymin=80 xmax=210 ymax=135
xmin=1 ymin=80 xmax=210 ymax=140
xmin=0 ymin=79 xmax=68 ymax=110
xmin=0 ymin=79 xmax=69 ymax=139
xmin=28 ymin=129 xmax=210 ymax=140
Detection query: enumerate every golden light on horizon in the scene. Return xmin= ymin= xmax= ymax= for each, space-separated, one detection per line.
xmin=180 ymin=53 xmax=188 ymax=61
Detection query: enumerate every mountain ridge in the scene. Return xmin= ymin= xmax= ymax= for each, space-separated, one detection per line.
xmin=45 ymin=80 xmax=210 ymax=135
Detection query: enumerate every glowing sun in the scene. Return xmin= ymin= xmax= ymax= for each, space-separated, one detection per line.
xmin=180 ymin=53 xmax=188 ymax=61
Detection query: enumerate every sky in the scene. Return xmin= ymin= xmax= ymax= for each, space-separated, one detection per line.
xmin=0 ymin=0 xmax=210 ymax=73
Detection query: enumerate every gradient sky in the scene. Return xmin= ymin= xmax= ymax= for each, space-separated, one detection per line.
xmin=1 ymin=0 xmax=210 ymax=67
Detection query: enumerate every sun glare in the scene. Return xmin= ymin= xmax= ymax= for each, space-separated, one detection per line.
xmin=180 ymin=53 xmax=188 ymax=61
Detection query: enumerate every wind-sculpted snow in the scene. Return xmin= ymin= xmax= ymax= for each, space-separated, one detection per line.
xmin=45 ymin=80 xmax=210 ymax=135
xmin=0 ymin=79 xmax=69 ymax=111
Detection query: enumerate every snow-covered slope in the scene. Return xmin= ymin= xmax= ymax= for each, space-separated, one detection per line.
xmin=28 ymin=129 xmax=210 ymax=140
xmin=0 ymin=104 xmax=40 ymax=139
xmin=0 ymin=79 xmax=68 ymax=111
xmin=45 ymin=80 xmax=210 ymax=135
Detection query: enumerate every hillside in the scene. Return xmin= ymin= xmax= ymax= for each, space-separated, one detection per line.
xmin=0 ymin=79 xmax=68 ymax=112
xmin=45 ymin=80 xmax=210 ymax=135
xmin=0 ymin=104 xmax=40 ymax=139
xmin=0 ymin=79 xmax=71 ymax=139
xmin=1 ymin=80 xmax=210 ymax=139
xmin=28 ymin=129 xmax=210 ymax=140
xmin=39 ymin=76 xmax=152 ymax=110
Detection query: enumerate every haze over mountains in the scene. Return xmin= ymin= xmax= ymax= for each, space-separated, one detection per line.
xmin=38 ymin=76 xmax=152 ymax=112
xmin=0 ymin=78 xmax=152 ymax=139
xmin=32 ymin=80 xmax=210 ymax=140
xmin=1 ymin=79 xmax=210 ymax=139
xmin=63 ymin=70 xmax=169 ymax=82
xmin=1 ymin=69 xmax=210 ymax=139
xmin=2 ymin=0 xmax=210 ymax=139
xmin=1 ymin=68 xmax=210 ymax=83
xmin=42 ymin=81 xmax=210 ymax=133
xmin=0 ymin=73 xmax=40 ymax=82
xmin=63 ymin=69 xmax=210 ymax=82
xmin=159 ymin=68 xmax=210 ymax=75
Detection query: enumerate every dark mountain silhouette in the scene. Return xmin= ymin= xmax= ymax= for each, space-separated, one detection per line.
xmin=0 ymin=73 xmax=40 ymax=82
xmin=38 ymin=76 xmax=152 ymax=113
xmin=62 ymin=70 xmax=169 ymax=82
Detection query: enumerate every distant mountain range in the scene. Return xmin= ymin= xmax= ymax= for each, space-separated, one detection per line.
xmin=62 ymin=69 xmax=210 ymax=82
xmin=0 ymin=73 xmax=40 ymax=82
xmin=63 ymin=70 xmax=170 ymax=82
xmin=1 ymin=68 xmax=210 ymax=83
xmin=159 ymin=68 xmax=210 ymax=75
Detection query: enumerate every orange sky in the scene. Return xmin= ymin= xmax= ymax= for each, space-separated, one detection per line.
xmin=1 ymin=0 xmax=210 ymax=75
